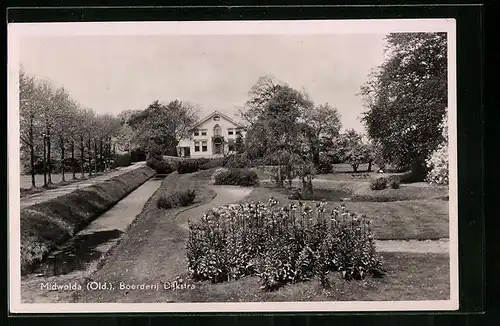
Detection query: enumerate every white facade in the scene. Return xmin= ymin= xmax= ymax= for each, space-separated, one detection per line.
xmin=176 ymin=111 xmax=245 ymax=158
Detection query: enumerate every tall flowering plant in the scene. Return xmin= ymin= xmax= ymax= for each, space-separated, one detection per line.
xmin=186 ymin=198 xmax=385 ymax=290
xmin=426 ymin=111 xmax=449 ymax=186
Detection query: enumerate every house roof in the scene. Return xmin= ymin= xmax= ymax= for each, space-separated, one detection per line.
xmin=190 ymin=110 xmax=245 ymax=130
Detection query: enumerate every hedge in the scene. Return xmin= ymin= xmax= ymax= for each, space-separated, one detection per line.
xmin=20 ymin=166 xmax=155 ymax=275
xmin=214 ymin=168 xmax=259 ymax=186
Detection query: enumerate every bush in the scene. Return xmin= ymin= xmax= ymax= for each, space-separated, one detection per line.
xmin=370 ymin=177 xmax=387 ymax=190
xmin=199 ymin=157 xmax=225 ymax=170
xmin=147 ymin=156 xmax=174 ymax=174
xmin=157 ymin=189 xmax=196 ymax=209
xmin=389 ymin=178 xmax=400 ymax=189
xmin=130 ymin=148 xmax=147 ymax=162
xmin=426 ymin=142 xmax=449 ymax=186
xmin=186 ymin=200 xmax=384 ymax=290
xmin=112 ymin=154 xmax=132 ymax=168
xmin=170 ymin=157 xmax=225 ymax=174
xmin=223 ymin=153 xmax=252 ymax=168
xmin=214 ymin=168 xmax=259 ymax=186
xmin=176 ymin=160 xmax=201 ymax=174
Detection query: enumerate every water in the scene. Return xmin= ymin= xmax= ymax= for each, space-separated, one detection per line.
xmin=34 ymin=178 xmax=162 ymax=277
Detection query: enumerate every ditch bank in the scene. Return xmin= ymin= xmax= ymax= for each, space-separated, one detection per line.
xmin=20 ymin=166 xmax=156 ymax=275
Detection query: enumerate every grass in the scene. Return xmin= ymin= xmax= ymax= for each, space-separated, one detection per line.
xmin=165 ymin=252 xmax=450 ymax=302
xmin=240 ymin=182 xmax=449 ymax=240
xmin=20 ymin=166 xmax=156 ymax=275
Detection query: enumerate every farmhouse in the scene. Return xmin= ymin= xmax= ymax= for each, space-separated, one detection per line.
xmin=176 ymin=111 xmax=245 ymax=158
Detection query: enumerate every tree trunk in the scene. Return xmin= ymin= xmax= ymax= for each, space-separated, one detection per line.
xmin=106 ymin=140 xmax=111 ymax=171
xmin=80 ymin=136 xmax=85 ymax=178
xmin=29 ymin=117 xmax=36 ymax=188
xmin=276 ymin=157 xmax=284 ymax=188
xmin=99 ymin=138 xmax=103 ymax=172
xmin=352 ymin=164 xmax=359 ymax=173
xmin=71 ymin=141 xmax=76 ymax=179
xmin=60 ymin=136 xmax=65 ymax=182
xmin=88 ymin=135 xmax=92 ymax=177
xmin=301 ymin=177 xmax=313 ymax=199
xmin=94 ymin=139 xmax=98 ymax=174
xmin=42 ymin=136 xmax=47 ymax=187
xmin=107 ymin=139 xmax=112 ymax=171
xmin=367 ymin=161 xmax=372 ymax=172
xmin=47 ymin=129 xmax=52 ymax=184
xmin=409 ymin=157 xmax=428 ymax=182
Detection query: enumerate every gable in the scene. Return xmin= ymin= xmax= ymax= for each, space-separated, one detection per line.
xmin=190 ymin=111 xmax=243 ymax=131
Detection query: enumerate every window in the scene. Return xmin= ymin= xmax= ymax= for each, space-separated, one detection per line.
xmin=213 ymin=124 xmax=221 ymax=136
xmin=194 ymin=141 xmax=200 ymax=152
xmin=213 ymin=115 xmax=220 ymax=121
xmin=228 ymin=128 xmax=234 ymax=135
xmin=202 ymin=141 xmax=208 ymax=152
xmin=235 ymin=128 xmax=241 ymax=135
xmin=201 ymin=129 xmax=207 ymax=136
xmin=193 ymin=130 xmax=199 ymax=136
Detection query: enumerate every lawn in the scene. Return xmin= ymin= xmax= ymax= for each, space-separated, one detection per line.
xmin=244 ymin=177 xmax=449 ymax=240
xmin=163 ymin=252 xmax=450 ymax=302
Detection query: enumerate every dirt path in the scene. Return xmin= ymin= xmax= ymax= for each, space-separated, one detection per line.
xmin=20 ymin=162 xmax=146 ymax=209
xmin=74 ymin=184 xmax=253 ymax=303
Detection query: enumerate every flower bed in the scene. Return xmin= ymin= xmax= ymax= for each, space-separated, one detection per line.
xmin=186 ymin=199 xmax=384 ymax=290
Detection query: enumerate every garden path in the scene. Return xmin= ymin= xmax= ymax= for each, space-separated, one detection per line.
xmin=375 ymin=238 xmax=449 ymax=253
xmin=176 ymin=185 xmax=254 ymax=229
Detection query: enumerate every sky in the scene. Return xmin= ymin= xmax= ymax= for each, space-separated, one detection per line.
xmin=20 ymin=34 xmax=387 ymax=133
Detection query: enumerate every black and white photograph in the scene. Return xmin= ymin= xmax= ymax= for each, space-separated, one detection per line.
xmin=8 ymin=19 xmax=458 ymax=313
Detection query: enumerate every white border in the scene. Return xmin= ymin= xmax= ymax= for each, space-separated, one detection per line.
xmin=8 ymin=19 xmax=458 ymax=313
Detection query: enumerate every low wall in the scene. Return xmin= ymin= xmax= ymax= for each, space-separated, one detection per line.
xmin=20 ymin=166 xmax=156 ymax=275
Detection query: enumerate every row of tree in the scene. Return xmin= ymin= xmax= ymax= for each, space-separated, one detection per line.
xmin=20 ymin=66 xmax=122 ymax=188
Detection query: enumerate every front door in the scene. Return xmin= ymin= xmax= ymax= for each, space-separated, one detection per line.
xmin=213 ymin=137 xmax=223 ymax=155
xmin=184 ymin=147 xmax=191 ymax=157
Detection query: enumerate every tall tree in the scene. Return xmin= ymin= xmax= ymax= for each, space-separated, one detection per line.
xmin=263 ymin=85 xmax=315 ymax=192
xmin=360 ymin=32 xmax=447 ymax=179
xmin=80 ymin=108 xmax=96 ymax=176
xmin=19 ymin=67 xmax=41 ymax=188
xmin=128 ymin=100 xmax=198 ymax=156
xmin=98 ymin=114 xmax=121 ymax=171
xmin=234 ymin=131 xmax=245 ymax=154
xmin=302 ymin=103 xmax=342 ymax=167
xmin=52 ymin=87 xmax=74 ymax=182
xmin=238 ymin=75 xmax=284 ymax=124
xmin=334 ymin=129 xmax=370 ymax=173
xmin=36 ymin=79 xmax=56 ymax=186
